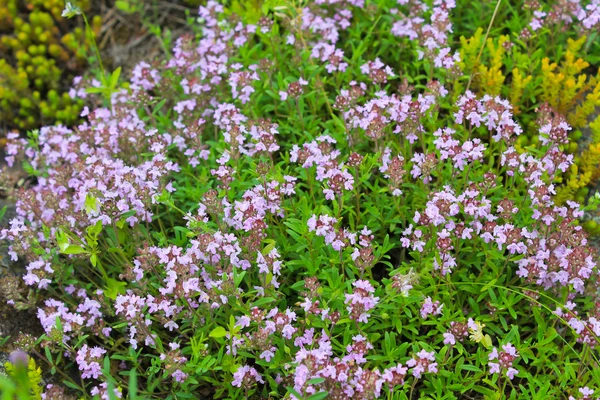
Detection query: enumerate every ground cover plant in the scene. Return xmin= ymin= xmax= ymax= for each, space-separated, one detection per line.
xmin=1 ymin=0 xmax=600 ymax=399
xmin=0 ymin=0 xmax=102 ymax=131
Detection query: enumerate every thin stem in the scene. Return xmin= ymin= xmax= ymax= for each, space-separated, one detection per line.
xmin=296 ymin=99 xmax=305 ymax=134
xmin=354 ymin=166 xmax=361 ymax=226
xmin=409 ymin=378 xmax=418 ymax=399
xmin=82 ymin=13 xmax=105 ymax=77
xmin=465 ymin=0 xmax=503 ymax=93
xmin=32 ymin=349 xmax=85 ymax=393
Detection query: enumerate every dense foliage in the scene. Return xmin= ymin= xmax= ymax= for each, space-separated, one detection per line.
xmin=0 ymin=0 xmax=100 ymax=131
xmin=2 ymin=0 xmax=600 ymax=399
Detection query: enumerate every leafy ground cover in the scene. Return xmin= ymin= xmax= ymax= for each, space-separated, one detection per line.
xmin=1 ymin=0 xmax=600 ymax=399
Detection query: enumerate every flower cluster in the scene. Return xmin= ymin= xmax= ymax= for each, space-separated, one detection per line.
xmin=0 ymin=0 xmax=599 ymax=398
xmin=407 ymin=349 xmax=438 ymax=378
xmin=345 ymin=280 xmax=379 ymax=323
xmin=420 ymin=296 xmax=443 ymax=319
xmin=488 ymin=343 xmax=519 ymax=380
xmin=76 ymin=345 xmax=106 ymax=380
xmin=392 ymin=0 xmax=461 ymax=70
xmin=291 ymin=135 xmax=355 ymax=200
xmin=526 ymin=0 xmax=600 ymax=32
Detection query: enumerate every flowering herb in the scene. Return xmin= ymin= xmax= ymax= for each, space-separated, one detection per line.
xmin=1 ymin=0 xmax=600 ymax=399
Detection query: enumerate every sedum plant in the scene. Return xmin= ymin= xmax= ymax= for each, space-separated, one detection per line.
xmin=459 ymin=31 xmax=600 ymax=207
xmin=1 ymin=0 xmax=600 ymax=399
xmin=0 ymin=0 xmax=101 ymax=131
xmin=456 ymin=2 xmax=600 ymax=224
xmin=1 ymin=350 xmax=43 ymax=400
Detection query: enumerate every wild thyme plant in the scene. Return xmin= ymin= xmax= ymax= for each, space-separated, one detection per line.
xmin=1 ymin=0 xmax=600 ymax=399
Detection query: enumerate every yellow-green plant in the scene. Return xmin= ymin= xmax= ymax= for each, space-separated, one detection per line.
xmin=538 ymin=37 xmax=600 ymax=127
xmin=459 ymin=34 xmax=600 ymax=129
xmin=2 ymin=355 xmax=43 ymax=400
xmin=459 ymin=28 xmax=510 ymax=96
xmin=0 ymin=0 xmax=101 ymax=130
xmin=459 ymin=31 xmax=600 ymax=233
xmin=556 ymin=114 xmax=600 ymax=235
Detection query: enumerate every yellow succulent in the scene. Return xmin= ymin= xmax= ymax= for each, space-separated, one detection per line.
xmin=510 ymin=68 xmax=532 ymax=115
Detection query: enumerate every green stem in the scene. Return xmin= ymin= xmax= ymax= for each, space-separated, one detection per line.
xmin=465 ymin=0 xmax=503 ymax=93
xmin=81 ymin=13 xmax=105 ymax=77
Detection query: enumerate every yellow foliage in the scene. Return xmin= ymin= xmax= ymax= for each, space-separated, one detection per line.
xmin=553 ymin=186 xmax=575 ymax=206
xmin=540 ymin=58 xmax=563 ymax=110
xmin=555 ymin=164 xmax=594 ymax=205
xmin=4 ymin=357 xmax=43 ymax=399
xmin=459 ymin=27 xmax=484 ymax=75
xmin=564 ymin=40 xmax=588 ymax=67
xmin=539 ymin=37 xmax=600 ymax=127
xmin=510 ymin=68 xmax=532 ymax=115
xmin=477 ymin=35 xmax=508 ymax=96
xmin=589 ymin=114 xmax=600 ymax=143
xmin=0 ymin=0 xmax=98 ymax=130
xmin=570 ymin=73 xmax=600 ymax=128
xmin=458 ymin=30 xmax=507 ymax=95
xmin=28 ymin=358 xmax=43 ymax=399
xmin=581 ymin=142 xmax=600 ymax=181
xmin=566 ymin=36 xmax=587 ymax=55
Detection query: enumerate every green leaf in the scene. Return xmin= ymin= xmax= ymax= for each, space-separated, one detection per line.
xmin=472 ymin=384 xmax=496 ymax=397
xmin=307 ymin=392 xmax=329 ymax=400
xmin=482 ymin=334 xmax=493 ymax=349
xmin=87 ymin=220 xmax=103 ymax=237
xmin=63 ymin=380 xmax=81 ymax=390
xmin=85 ymin=87 xmax=106 ymax=94
xmin=109 ymin=67 xmax=122 ymax=91
xmin=250 ymin=297 xmax=276 ymax=307
xmin=0 ymin=205 xmax=7 ymax=223
xmin=480 ymin=278 xmax=497 ymax=292
xmin=173 ymin=393 xmax=195 ymax=399
xmin=460 ymin=364 xmax=482 ymax=372
xmin=233 ymin=270 xmax=246 ymax=287
xmin=55 ymin=230 xmax=70 ymax=252
xmin=129 ymin=368 xmax=138 ymax=400
xmin=262 ymin=239 xmax=277 ymax=256
xmin=209 ymin=327 xmax=228 ymax=338
xmin=44 ymin=346 xmax=53 ymax=364
xmin=152 ymin=99 xmax=167 ymax=115
xmin=115 ymin=0 xmax=135 ymax=13
xmin=63 ymin=245 xmax=87 ymax=255
xmin=105 ymin=278 xmax=127 ymax=300
xmin=106 ymin=380 xmax=118 ymax=400
xmin=85 ymin=194 xmax=100 ymax=215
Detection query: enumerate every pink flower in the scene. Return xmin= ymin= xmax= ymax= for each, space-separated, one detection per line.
xmin=172 ymin=369 xmax=188 ymax=383
xmin=232 ymin=365 xmax=264 ymax=388
xmin=420 ymin=297 xmax=444 ymax=319
xmin=345 ymin=280 xmax=379 ymax=323
xmin=76 ymin=345 xmax=106 ymax=380
xmin=488 ymin=343 xmax=519 ymax=380
xmin=407 ymin=349 xmax=438 ymax=378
